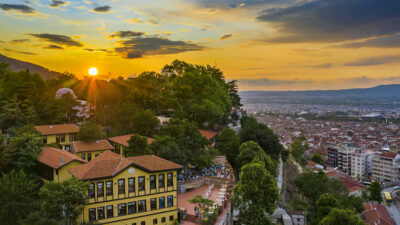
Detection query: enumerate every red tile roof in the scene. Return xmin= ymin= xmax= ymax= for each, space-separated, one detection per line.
xmin=72 ymin=140 xmax=113 ymax=153
xmin=69 ymin=150 xmax=182 ymax=180
xmin=35 ymin=124 xmax=79 ymax=135
xmin=108 ymin=134 xmax=154 ymax=147
xmin=38 ymin=146 xmax=86 ymax=169
xmin=199 ymin=130 xmax=218 ymax=140
xmin=378 ymin=152 xmax=398 ymax=159
xmin=363 ymin=204 xmax=395 ymax=225
xmin=340 ymin=178 xmax=364 ymax=193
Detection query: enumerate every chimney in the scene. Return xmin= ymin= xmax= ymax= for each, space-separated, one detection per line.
xmin=60 ymin=157 xmax=64 ymax=165
xmin=96 ymin=140 xmax=100 ymax=143
xmin=49 ymin=125 xmax=53 ymax=128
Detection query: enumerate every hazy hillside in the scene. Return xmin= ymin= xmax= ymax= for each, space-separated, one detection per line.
xmin=0 ymin=54 xmax=61 ymax=80
xmin=240 ymin=84 xmax=400 ymax=98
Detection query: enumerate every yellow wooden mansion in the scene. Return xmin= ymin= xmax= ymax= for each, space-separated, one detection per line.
xmin=37 ymin=125 xmax=182 ymax=225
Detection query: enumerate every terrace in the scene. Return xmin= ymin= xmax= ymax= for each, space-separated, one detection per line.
xmin=177 ymin=156 xmax=235 ymax=225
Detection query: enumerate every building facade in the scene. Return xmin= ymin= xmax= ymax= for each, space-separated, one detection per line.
xmin=71 ymin=139 xmax=113 ymax=161
xmin=69 ymin=151 xmax=182 ymax=225
xmin=372 ymin=152 xmax=400 ymax=183
xmin=37 ymin=146 xmax=86 ymax=182
xmin=35 ymin=124 xmax=79 ymax=151
xmin=351 ymin=150 xmax=375 ymax=181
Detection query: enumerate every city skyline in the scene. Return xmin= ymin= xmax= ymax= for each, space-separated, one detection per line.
xmin=1 ymin=0 xmax=400 ymax=90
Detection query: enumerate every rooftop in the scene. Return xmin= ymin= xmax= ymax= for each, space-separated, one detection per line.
xmin=378 ymin=152 xmax=398 ymax=159
xmin=108 ymin=134 xmax=154 ymax=147
xmin=72 ymin=140 xmax=113 ymax=153
xmin=69 ymin=150 xmax=182 ymax=180
xmin=35 ymin=124 xmax=79 ymax=135
xmin=199 ymin=130 xmax=218 ymax=140
xmin=38 ymin=146 xmax=86 ymax=169
xmin=363 ymin=204 xmax=395 ymax=225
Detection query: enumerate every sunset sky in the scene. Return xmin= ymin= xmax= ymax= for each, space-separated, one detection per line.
xmin=1 ymin=0 xmax=400 ymax=90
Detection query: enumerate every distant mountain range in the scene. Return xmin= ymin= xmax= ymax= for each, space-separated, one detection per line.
xmin=0 ymin=54 xmax=61 ymax=79
xmin=240 ymin=84 xmax=400 ymax=98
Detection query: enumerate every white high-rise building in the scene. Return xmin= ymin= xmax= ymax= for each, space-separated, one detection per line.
xmin=351 ymin=150 xmax=376 ymax=181
xmin=372 ymin=152 xmax=400 ymax=183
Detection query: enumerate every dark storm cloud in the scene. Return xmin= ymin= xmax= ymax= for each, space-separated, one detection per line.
xmin=43 ymin=45 xmax=64 ymax=49
xmin=114 ymin=36 xmax=204 ymax=59
xmin=344 ymin=56 xmax=399 ymax=66
xmin=10 ymin=39 xmax=30 ymax=44
xmin=219 ymin=34 xmax=233 ymax=40
xmin=0 ymin=3 xmax=36 ymax=13
xmin=257 ymin=0 xmax=400 ymax=43
xmin=92 ymin=5 xmax=111 ymax=13
xmin=108 ymin=31 xmax=145 ymax=39
xmin=237 ymin=78 xmax=312 ymax=86
xmin=49 ymin=0 xmax=68 ymax=8
xmin=339 ymin=34 xmax=400 ymax=48
xmin=29 ymin=33 xmax=83 ymax=47
xmin=3 ymin=48 xmax=36 ymax=55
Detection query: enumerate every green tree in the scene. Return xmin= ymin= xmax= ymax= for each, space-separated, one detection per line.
xmin=290 ymin=137 xmax=308 ymax=161
xmin=124 ymin=134 xmax=153 ymax=157
xmin=368 ymin=181 xmax=382 ymax=203
xmin=215 ymin=127 xmax=240 ymax=169
xmin=319 ymin=208 xmax=365 ymax=225
xmin=233 ymin=162 xmax=279 ymax=225
xmin=0 ymin=132 xmax=43 ymax=173
xmin=19 ymin=212 xmax=57 ymax=225
xmin=56 ymin=92 xmax=79 ymax=123
xmin=151 ymin=135 xmax=188 ymax=166
xmin=39 ymin=178 xmax=89 ymax=225
xmin=295 ymin=171 xmax=331 ymax=204
xmin=239 ymin=116 xmax=283 ymax=159
xmin=236 ymin=141 xmax=277 ymax=177
xmin=78 ymin=123 xmax=102 ymax=141
xmin=311 ymin=153 xmax=324 ymax=165
xmin=342 ymin=195 xmax=364 ymax=213
xmin=157 ymin=118 xmax=210 ymax=167
xmin=0 ymin=170 xmax=40 ymax=225
xmin=131 ymin=109 xmax=160 ymax=136
xmin=314 ymin=193 xmax=340 ymax=222
xmin=189 ymin=195 xmax=218 ymax=225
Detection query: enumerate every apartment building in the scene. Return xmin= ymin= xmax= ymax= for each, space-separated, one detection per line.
xmin=35 ymin=124 xmax=79 ymax=151
xmin=328 ymin=146 xmax=354 ymax=175
xmin=351 ymin=150 xmax=375 ymax=181
xmin=69 ymin=150 xmax=182 ymax=225
xmin=372 ymin=152 xmax=400 ymax=183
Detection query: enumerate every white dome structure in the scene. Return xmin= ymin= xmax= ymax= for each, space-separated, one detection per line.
xmin=55 ymin=88 xmax=77 ymax=99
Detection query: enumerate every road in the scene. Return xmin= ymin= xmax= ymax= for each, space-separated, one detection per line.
xmin=383 ymin=187 xmax=400 ymax=225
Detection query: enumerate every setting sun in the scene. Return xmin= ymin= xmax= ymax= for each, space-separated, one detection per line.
xmin=88 ymin=67 xmax=98 ymax=76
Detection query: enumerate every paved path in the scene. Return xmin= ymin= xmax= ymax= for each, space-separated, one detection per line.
xmin=383 ymin=187 xmax=400 ymax=225
xmin=277 ymin=156 xmax=283 ymax=190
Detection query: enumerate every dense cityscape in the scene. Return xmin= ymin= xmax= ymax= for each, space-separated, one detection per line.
xmin=2 ymin=0 xmax=400 ymax=225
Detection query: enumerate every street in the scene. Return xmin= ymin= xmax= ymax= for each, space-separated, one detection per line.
xmin=383 ymin=187 xmax=400 ymax=225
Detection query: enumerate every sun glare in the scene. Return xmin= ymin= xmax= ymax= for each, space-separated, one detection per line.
xmin=88 ymin=67 xmax=98 ymax=76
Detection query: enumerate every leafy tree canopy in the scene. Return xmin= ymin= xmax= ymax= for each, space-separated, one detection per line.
xmin=215 ymin=127 xmax=240 ymax=169
xmin=78 ymin=122 xmax=102 ymax=141
xmin=233 ymin=162 xmax=279 ymax=225
xmin=39 ymin=179 xmax=89 ymax=225
xmin=124 ymin=134 xmax=153 ymax=157
xmin=239 ymin=116 xmax=283 ymax=159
